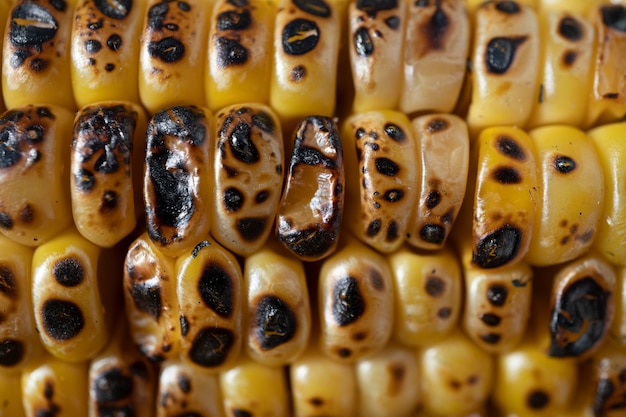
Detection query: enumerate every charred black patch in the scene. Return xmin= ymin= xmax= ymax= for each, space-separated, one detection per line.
xmin=562 ymin=50 xmax=577 ymax=66
xmin=237 ymin=217 xmax=267 ymax=241
xmin=333 ymin=276 xmax=365 ymax=326
xmin=387 ymin=221 xmax=399 ymax=241
xmin=0 ymin=126 xmax=22 ymax=168
xmin=177 ymin=373 xmax=191 ymax=393
xmin=254 ymin=295 xmax=297 ymax=350
xmin=374 ymin=157 xmax=399 ymax=176
xmin=93 ymin=368 xmax=133 ymax=402
xmin=383 ymin=189 xmax=404 ymax=202
xmin=191 ymin=240 xmax=211 ymax=258
xmin=255 ymin=190 xmax=269 ymax=204
xmin=148 ymin=37 xmax=185 ymax=63
xmin=130 ymin=281 xmax=162 ymax=320
xmin=75 ymin=168 xmax=96 ymax=192
xmin=105 ymin=63 xmax=115 ymax=72
xmin=232 ymin=410 xmax=253 ymax=417
xmin=480 ymin=313 xmax=502 ymax=326
xmin=487 ymin=284 xmax=508 ymax=307
xmin=217 ymin=9 xmax=252 ymax=31
xmin=425 ymin=190 xmax=441 ymax=209
xmin=424 ymin=2 xmax=448 ymax=50
xmin=29 ymin=57 xmax=47 ymax=72
xmin=223 ymin=187 xmax=244 ymax=212
xmin=178 ymin=1 xmax=191 ymax=11
xmin=384 ymin=123 xmax=405 ymax=142
xmin=559 ymin=16 xmax=583 ymax=41
xmin=282 ymin=18 xmax=320 ymax=55
xmin=100 ymin=190 xmax=118 ymax=213
xmin=367 ymin=219 xmax=381 ymax=236
xmin=355 ymin=127 xmax=366 ymax=139
xmin=0 ymin=213 xmax=12 ymax=230
xmin=252 ymin=111 xmax=275 ymax=133
xmin=279 ymin=227 xmax=337 ymax=259
xmin=485 ymin=36 xmax=527 ymax=74
xmin=385 ymin=16 xmax=400 ymax=29
xmin=426 ymin=118 xmax=448 ymax=132
xmin=593 ymin=378 xmax=616 ymax=415
xmin=527 ymin=390 xmax=550 ymax=409
xmin=473 ymin=225 xmax=522 ymax=268
xmin=180 ymin=315 xmax=189 ymax=336
xmin=553 ymin=155 xmax=576 ymax=173
xmin=41 ymin=299 xmax=85 ymax=341
xmin=0 ymin=339 xmax=24 ymax=367
xmin=215 ymin=36 xmax=248 ymax=67
xmin=357 ymin=0 xmax=397 ymax=14
xmin=295 ymin=147 xmax=336 ymax=168
xmin=294 ymin=0 xmax=331 ymax=17
xmin=49 ymin=0 xmax=66 ymax=12
xmin=354 ymin=26 xmax=374 ymax=57
xmin=479 ymin=333 xmax=501 ymax=344
xmin=0 ymin=265 xmax=17 ymax=298
xmin=188 ymin=327 xmax=234 ymax=367
xmin=496 ymin=136 xmax=526 ymax=161
xmin=147 ymin=1 xmax=168 ymax=29
xmin=198 ymin=263 xmax=234 ymax=318
xmin=424 ymin=275 xmax=445 ymax=297
xmin=152 ymin=106 xmax=206 ymax=145
xmin=228 ymin=122 xmax=259 ymax=164
xmin=10 ymin=49 xmax=31 ymax=68
xmin=601 ymin=5 xmax=626 ymax=32
xmin=494 ymin=1 xmax=520 ymax=14
xmin=85 ymin=39 xmax=102 ymax=53
xmin=53 ymin=257 xmax=84 ymax=287
xmin=492 ymin=166 xmax=521 ymax=184
xmin=549 ymin=276 xmax=608 ymax=358
xmin=10 ymin=4 xmax=58 ymax=47
xmin=420 ymin=223 xmax=445 ymax=244
xmin=94 ymin=0 xmax=132 ymax=20
xmin=107 ymin=34 xmax=122 ymax=51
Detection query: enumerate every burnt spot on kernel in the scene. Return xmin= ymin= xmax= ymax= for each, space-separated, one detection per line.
xmin=0 ymin=339 xmax=24 ymax=367
xmin=601 ymin=5 xmax=626 ymax=32
xmin=385 ymin=16 xmax=400 ymax=29
xmin=420 ymin=223 xmax=445 ymax=244
xmin=254 ymin=295 xmax=297 ymax=350
xmin=148 ymin=37 xmax=185 ymax=63
xmin=188 ymin=327 xmax=234 ymax=367
xmin=424 ymin=275 xmax=445 ymax=297
xmin=369 ymin=270 xmax=385 ymax=291
xmin=473 ymin=225 xmax=522 ymax=269
xmin=84 ymin=39 xmax=102 ymax=54
xmin=75 ymin=169 xmax=96 ymax=192
xmin=255 ymin=190 xmax=269 ymax=204
xmin=227 ymin=122 xmax=259 ymax=164
xmin=496 ymin=136 xmax=526 ymax=161
xmin=387 ymin=362 xmax=405 ymax=394
xmin=549 ymin=276 xmax=608 ymax=357
xmin=0 ymin=126 xmax=22 ymax=168
xmin=41 ymin=299 xmax=85 ymax=341
xmin=177 ymin=373 xmax=191 ymax=393
xmin=593 ymin=379 xmax=616 ymax=414
xmin=10 ymin=4 xmax=58 ymax=47
xmin=294 ymin=0 xmax=331 ymax=17
xmin=215 ymin=36 xmax=248 ymax=67
xmin=44 ymin=380 xmax=54 ymax=399
xmin=485 ymin=36 xmax=527 ymax=74
xmin=232 ymin=409 xmax=253 ymax=417
xmin=93 ymin=368 xmax=133 ymax=402
xmin=426 ymin=118 xmax=448 ymax=132
xmin=338 ymin=347 xmax=352 ymax=357
xmin=180 ymin=315 xmax=189 ymax=336
xmin=354 ymin=26 xmax=374 ymax=57
xmin=375 ymin=157 xmax=399 ymax=176
xmin=425 ymin=190 xmax=441 ymax=209
xmin=252 ymin=112 xmax=275 ymax=133
xmin=423 ymin=1 xmax=448 ymax=50
xmin=384 ymin=123 xmax=405 ymax=142
xmin=147 ymin=1 xmax=168 ymax=29
xmin=479 ymin=333 xmax=501 ymax=344
xmin=237 ymin=217 xmax=267 ymax=241
xmin=492 ymin=166 xmax=522 ymax=184
xmin=29 ymin=58 xmax=47 ymax=72
xmin=562 ymin=50 xmax=578 ymax=67
xmin=223 ymin=187 xmax=244 ymax=212
xmin=279 ymin=227 xmax=337 ymax=259
xmin=527 ymin=390 xmax=550 ymax=410
xmin=367 ymin=219 xmax=381 ymax=236
xmin=217 ymin=9 xmax=252 ymax=31
xmin=198 ymin=263 xmax=234 ymax=318
xmin=130 ymin=281 xmax=162 ymax=320
xmin=333 ymin=276 xmax=365 ymax=326
xmin=387 ymin=221 xmax=399 ymax=241
xmin=494 ymin=0 xmax=520 ymax=14
xmin=53 ymin=257 xmax=84 ymax=287
xmin=289 ymin=65 xmax=307 ymax=82
xmin=553 ymin=155 xmax=576 ymax=173
xmin=100 ymin=190 xmax=118 ymax=213
xmin=383 ymin=189 xmax=404 ymax=202
xmin=310 ymin=397 xmax=324 ymax=407
xmin=94 ymin=0 xmax=132 ymax=20
xmin=282 ymin=19 xmax=320 ymax=55
xmin=105 ymin=63 xmax=115 ymax=72
xmin=437 ymin=307 xmax=451 ymax=319
xmin=487 ymin=284 xmax=508 ymax=307
xmin=480 ymin=313 xmax=502 ymax=327
xmin=0 ymin=265 xmax=17 ymax=298
xmin=107 ymin=34 xmax=122 ymax=51
xmin=0 ymin=213 xmax=13 ymax=230
xmin=559 ymin=16 xmax=583 ymax=41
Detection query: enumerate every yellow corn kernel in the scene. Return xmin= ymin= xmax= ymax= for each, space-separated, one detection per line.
xmin=144 ymin=105 xmax=212 ymax=258
xmin=88 ymin=317 xmax=157 ymax=417
xmin=276 ymin=115 xmax=344 ymax=261
xmin=526 ymin=125 xmax=604 ymax=266
xmin=270 ymin=0 xmax=342 ymax=128
xmin=467 ymin=0 xmax=540 ymax=136
xmin=355 ymin=344 xmax=421 ymax=417
xmin=219 ymin=354 xmax=291 ymax=417
xmin=123 ymin=232 xmax=180 ymax=363
xmin=388 ymin=244 xmax=462 ymax=347
xmin=290 ymin=341 xmax=357 ymax=417
xmin=0 ymin=105 xmax=74 ymax=247
xmin=70 ymin=0 xmax=145 ymax=108
xmin=348 ymin=0 xmax=406 ymax=112
xmin=211 ymin=103 xmax=283 ymax=256
xmin=71 ymin=101 xmax=147 ymax=248
xmin=527 ymin=10 xmax=595 ymax=128
xmin=0 ymin=370 xmax=26 ymax=416
xmin=408 ymin=113 xmax=469 ymax=250
xmin=176 ymin=236 xmax=243 ymax=373
xmin=538 ymin=0 xmax=602 ymax=17
xmin=318 ymin=235 xmax=393 ymax=363
xmin=342 ymin=110 xmax=418 ymax=253
xmin=32 ymin=227 xmax=111 ymax=363
xmin=2 ymin=0 xmax=76 ymax=110
xmin=588 ymin=122 xmax=626 ymax=267
xmin=418 ymin=329 xmax=494 ymax=417
xmin=0 ymin=235 xmax=41 ymax=373
xmin=139 ymin=0 xmax=211 ymax=114
xmin=584 ymin=4 xmax=626 ymax=128
xmin=21 ymin=353 xmax=89 ymax=417
xmin=243 ymin=240 xmax=310 ymax=366
xmin=471 ymin=126 xmax=538 ymax=269
xmin=157 ymin=359 xmax=224 ymax=417
xmin=399 ymin=0 xmax=470 ymax=115
xmin=206 ymin=0 xmax=274 ymax=111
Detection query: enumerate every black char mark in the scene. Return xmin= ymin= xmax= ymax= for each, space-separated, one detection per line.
xmin=496 ymin=136 xmax=526 ymax=161
xmin=333 ymin=276 xmax=365 ymax=326
xmin=10 ymin=4 xmax=58 ymax=47
xmin=527 ymin=390 xmax=550 ymax=410
xmin=188 ymin=327 xmax=234 ymax=367
xmin=549 ymin=276 xmax=609 ymax=357
xmin=559 ymin=16 xmax=583 ymax=41
xmin=93 ymin=368 xmax=134 ymax=403
xmin=152 ymin=106 xmax=206 ymax=146
xmin=424 ymin=2 xmax=449 ymax=50
xmin=485 ymin=36 xmax=527 ymax=74
xmin=107 ymin=34 xmax=122 ymax=51
xmin=147 ymin=1 xmax=168 ymax=29
xmin=53 ymin=257 xmax=84 ymax=287
xmin=487 ymin=284 xmax=508 ymax=306
xmin=177 ymin=373 xmax=191 ymax=393
xmin=494 ymin=0 xmax=520 ymax=14
xmin=227 ymin=121 xmax=260 ymax=163
xmin=0 ymin=339 xmax=24 ymax=367
xmin=49 ymin=0 xmax=67 ymax=12
xmin=354 ymin=26 xmax=374 ymax=57
xmin=473 ymin=225 xmax=522 ymax=269
xmin=282 ymin=18 xmax=320 ymax=55
xmin=148 ymin=37 xmax=185 ymax=63
xmin=198 ymin=263 xmax=234 ymax=318
xmin=223 ymin=187 xmax=244 ymax=212
xmin=236 ymin=217 xmax=267 ymax=241
xmin=420 ymin=223 xmax=445 ymax=244
xmin=217 ymin=9 xmax=252 ymax=31
xmin=374 ymin=157 xmax=399 ymax=176
xmin=0 ymin=125 xmax=21 ymax=168
xmin=252 ymin=111 xmax=275 ymax=133
xmin=294 ymin=0 xmax=331 ymax=17
xmin=279 ymin=227 xmax=337 ymax=259
xmin=130 ymin=280 xmax=162 ymax=320
xmin=94 ymin=0 xmax=132 ymax=20
xmin=254 ymin=295 xmax=297 ymax=350
xmin=384 ymin=123 xmax=405 ymax=142
xmin=492 ymin=166 xmax=521 ymax=184
xmin=215 ymin=36 xmax=248 ymax=67
xmin=41 ymin=299 xmax=85 ymax=341
xmin=357 ymin=0 xmax=397 ymax=15
xmin=553 ymin=155 xmax=576 ymax=173
xmin=601 ymin=5 xmax=626 ymax=32
xmin=0 ymin=265 xmax=17 ymax=298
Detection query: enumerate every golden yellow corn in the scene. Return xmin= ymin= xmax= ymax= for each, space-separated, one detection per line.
xmin=0 ymin=370 xmax=26 ymax=416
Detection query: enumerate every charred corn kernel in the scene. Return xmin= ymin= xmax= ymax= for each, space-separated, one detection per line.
xmin=270 ymin=0 xmax=342 ymax=127
xmin=211 ymin=103 xmax=283 ymax=256
xmin=139 ymin=0 xmax=211 ymax=114
xmin=144 ymin=105 xmax=212 ymax=258
xmin=588 ymin=122 xmax=626 ymax=267
xmin=388 ymin=245 xmax=462 ymax=347
xmin=348 ymin=0 xmax=406 ymax=112
xmin=460 ymin=235 xmax=533 ymax=353
xmin=88 ymin=318 xmax=157 ymax=417
xmin=71 ymin=0 xmax=145 ymax=108
xmin=408 ymin=114 xmax=469 ymax=250
xmin=526 ymin=125 xmax=604 ymax=266
xmin=32 ymin=227 xmax=111 ymax=362
xmin=467 ymin=0 xmax=540 ymax=135
xmin=290 ymin=341 xmax=357 ymax=417
xmin=0 ymin=371 xmax=26 ymax=416
xmin=207 ymin=0 xmax=274 ymax=111
xmin=157 ymin=359 xmax=224 ymax=417
xmin=123 ymin=232 xmax=180 ymax=362
xmin=418 ymin=329 xmax=494 ymax=417
xmin=244 ymin=240 xmax=310 ymax=366
xmin=219 ymin=354 xmax=290 ymax=417
xmin=0 ymin=235 xmax=40 ymax=373
xmin=2 ymin=0 xmax=76 ymax=110
xmin=0 ymin=105 xmax=74 ymax=247
xmin=399 ymin=0 xmax=469 ymax=115
xmin=355 ymin=343 xmax=421 ymax=417
xmin=548 ymin=252 xmax=616 ymax=360
xmin=611 ymin=267 xmax=626 ymax=345
xmin=342 ymin=110 xmax=418 ymax=253
xmin=526 ymin=10 xmax=595 ymax=128
xmin=176 ymin=236 xmax=242 ymax=373
xmin=584 ymin=4 xmax=626 ymax=128
xmin=71 ymin=101 xmax=147 ymax=248
xmin=589 ymin=338 xmax=626 ymax=417
xmin=471 ymin=126 xmax=537 ymax=269
xmin=21 ymin=353 xmax=88 ymax=416
xmin=318 ymin=235 xmax=393 ymax=362
xmin=276 ymin=115 xmax=344 ymax=261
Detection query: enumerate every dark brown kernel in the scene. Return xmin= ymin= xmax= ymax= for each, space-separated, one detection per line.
xmin=473 ymin=225 xmax=522 ymax=269
xmin=601 ymin=5 xmax=626 ymax=32
xmin=290 ymin=64 xmax=306 ymax=81
xmin=236 ymin=217 xmax=267 ymax=241
xmin=527 ymin=390 xmax=550 ymax=409
xmin=479 ymin=333 xmax=501 ymax=344
xmin=94 ymin=0 xmax=132 ymax=20
xmin=177 ymin=374 xmax=191 ymax=393
xmin=223 ymin=187 xmax=244 ymax=212
xmin=41 ymin=299 xmax=85 ymax=341
xmin=480 ymin=313 xmax=502 ymax=326
xmin=254 ymin=295 xmax=297 ymax=350
xmin=282 ymin=18 xmax=320 ymax=55
xmin=558 ymin=16 xmax=583 ymax=41
xmin=425 ymin=190 xmax=441 ymax=209
xmin=93 ymin=368 xmax=133 ymax=402
xmin=354 ymin=26 xmax=374 ymax=57
xmin=420 ymin=223 xmax=445 ymax=244
xmin=492 ymin=166 xmax=522 ymax=184
xmin=294 ymin=0 xmax=331 ymax=17
xmin=487 ymin=284 xmax=508 ymax=307
xmin=426 ymin=118 xmax=448 ymax=132
xmin=485 ymin=36 xmax=527 ymax=74
xmin=0 ymin=339 xmax=24 ymax=367
xmin=0 ymin=265 xmax=17 ymax=297
xmin=553 ymin=155 xmax=576 ymax=173
xmin=375 ymin=157 xmax=399 ymax=176
xmin=53 ymin=257 xmax=84 ymax=287
xmin=130 ymin=281 xmax=162 ymax=320
xmin=188 ymin=327 xmax=234 ymax=367
xmin=424 ymin=276 xmax=445 ymax=297
xmin=198 ymin=263 xmax=234 ymax=318
xmin=437 ymin=307 xmax=451 ymax=319
xmin=496 ymin=136 xmax=526 ymax=161
xmin=562 ymin=50 xmax=577 ymax=66
xmin=333 ymin=276 xmax=365 ymax=326
xmin=148 ymin=37 xmax=185 ymax=63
